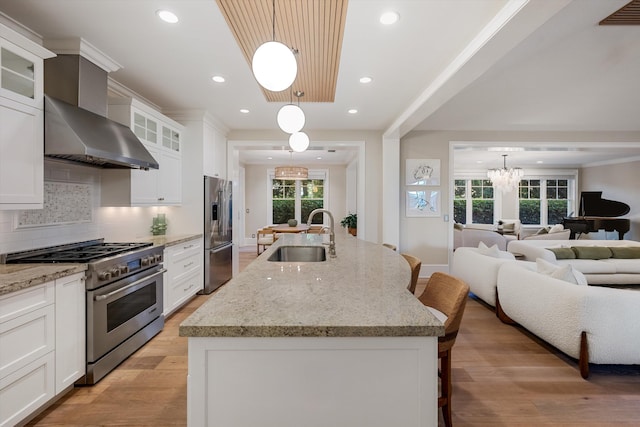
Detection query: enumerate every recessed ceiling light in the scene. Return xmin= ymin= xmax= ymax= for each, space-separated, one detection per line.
xmin=240 ymin=109 xmax=250 ymax=114
xmin=156 ymin=10 xmax=179 ymax=24
xmin=380 ymin=11 xmax=399 ymax=25
xmin=212 ymin=75 xmax=225 ymax=83
xmin=536 ymin=160 xmax=544 ymax=164
xmin=348 ymin=109 xmax=358 ymax=114
xmin=476 ymin=160 xmax=483 ymax=164
xmin=316 ymin=156 xmax=322 ymax=160
xmin=359 ymin=76 xmax=372 ymax=84
xmin=267 ymin=156 xmax=273 ymax=160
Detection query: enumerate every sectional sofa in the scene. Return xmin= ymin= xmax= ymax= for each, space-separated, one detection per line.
xmin=452 ymin=241 xmax=640 ymax=378
xmin=508 ymin=239 xmax=640 ymax=285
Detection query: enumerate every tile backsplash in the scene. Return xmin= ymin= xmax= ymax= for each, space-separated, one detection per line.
xmin=17 ymin=182 xmax=92 ymax=227
xmin=0 ymin=161 xmax=172 ymax=254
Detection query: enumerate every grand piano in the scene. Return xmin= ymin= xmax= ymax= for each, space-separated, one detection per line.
xmin=562 ymin=191 xmax=631 ymax=240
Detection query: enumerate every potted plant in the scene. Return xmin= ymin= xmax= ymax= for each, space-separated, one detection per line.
xmin=341 ymin=213 xmax=357 ymax=236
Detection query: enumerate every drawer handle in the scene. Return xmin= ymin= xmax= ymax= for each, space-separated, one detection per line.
xmin=184 ymin=244 xmax=194 ymax=249
xmin=184 ymin=261 xmax=194 ymax=268
xmin=183 ymin=283 xmax=195 ymax=292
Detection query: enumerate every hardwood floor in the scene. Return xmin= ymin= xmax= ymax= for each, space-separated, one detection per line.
xmin=27 ymin=247 xmax=640 ymax=426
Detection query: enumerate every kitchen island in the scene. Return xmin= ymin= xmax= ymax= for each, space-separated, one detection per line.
xmin=180 ymin=233 xmax=443 ymax=427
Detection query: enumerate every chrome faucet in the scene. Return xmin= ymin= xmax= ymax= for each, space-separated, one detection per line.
xmin=307 ymin=209 xmax=336 ymax=257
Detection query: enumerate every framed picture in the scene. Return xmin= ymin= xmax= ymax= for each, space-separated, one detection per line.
xmin=406 ymin=189 xmax=440 ymax=217
xmin=406 ymin=159 xmax=440 ymax=186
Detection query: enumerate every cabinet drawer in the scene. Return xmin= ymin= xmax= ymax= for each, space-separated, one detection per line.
xmin=0 ymin=351 xmax=55 ymax=427
xmin=169 ymin=269 xmax=202 ymax=312
xmin=0 ymin=281 xmax=54 ymax=324
xmin=167 ymin=239 xmax=202 ymax=259
xmin=0 ymin=304 xmax=55 ymax=379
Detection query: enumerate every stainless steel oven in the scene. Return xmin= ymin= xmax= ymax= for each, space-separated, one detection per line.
xmin=85 ymin=265 xmax=165 ymax=383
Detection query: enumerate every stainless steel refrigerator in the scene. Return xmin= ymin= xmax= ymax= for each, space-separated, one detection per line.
xmin=201 ymin=176 xmax=233 ymax=294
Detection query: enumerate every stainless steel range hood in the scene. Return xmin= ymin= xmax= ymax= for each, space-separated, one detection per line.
xmin=44 ymin=54 xmax=158 ymax=170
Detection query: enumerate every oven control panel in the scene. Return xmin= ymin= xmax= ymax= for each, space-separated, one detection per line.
xmin=94 ymin=251 xmax=163 ymax=284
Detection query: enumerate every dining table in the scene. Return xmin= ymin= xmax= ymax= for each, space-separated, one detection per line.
xmin=271 ymin=224 xmax=310 ymax=233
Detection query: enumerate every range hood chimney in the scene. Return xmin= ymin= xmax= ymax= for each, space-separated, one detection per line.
xmin=43 ymin=53 xmax=158 ymax=170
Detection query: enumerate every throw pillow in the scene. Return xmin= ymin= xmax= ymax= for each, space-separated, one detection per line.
xmin=572 ymin=246 xmax=612 ymax=259
xmin=548 ymin=224 xmax=565 ymax=234
xmin=535 ymin=227 xmax=550 ymax=235
xmin=478 ymin=241 xmax=500 ymax=257
xmin=453 ymin=223 xmax=464 ymax=231
xmin=536 ymin=258 xmax=588 ymax=286
xmin=477 ymin=242 xmax=515 ymax=260
xmin=502 ymin=223 xmax=515 ymax=232
xmin=609 ymin=247 xmax=640 ymax=259
xmin=546 ymin=247 xmax=576 ymax=259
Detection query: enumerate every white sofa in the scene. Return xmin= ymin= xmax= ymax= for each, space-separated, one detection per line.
xmin=454 ymin=227 xmax=515 ymax=251
xmin=451 ymin=247 xmax=521 ymax=307
xmin=508 ymin=239 xmax=640 ymax=285
xmin=496 ymin=261 xmax=640 ymax=378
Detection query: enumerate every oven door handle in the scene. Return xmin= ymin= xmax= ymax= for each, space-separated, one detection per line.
xmin=94 ymin=268 xmax=167 ymax=301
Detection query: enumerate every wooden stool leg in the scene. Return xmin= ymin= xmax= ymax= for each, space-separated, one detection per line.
xmin=440 ymin=349 xmax=453 ymax=427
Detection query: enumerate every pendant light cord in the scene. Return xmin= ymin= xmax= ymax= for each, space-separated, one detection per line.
xmin=272 ymin=0 xmax=276 ymax=41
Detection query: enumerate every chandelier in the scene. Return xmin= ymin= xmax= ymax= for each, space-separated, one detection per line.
xmin=275 ymin=151 xmax=308 ymax=180
xmin=487 ymin=154 xmax=523 ymax=193
xmin=252 ymin=0 xmax=298 ymax=92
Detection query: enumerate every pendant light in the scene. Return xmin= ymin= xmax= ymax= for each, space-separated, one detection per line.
xmin=252 ymin=0 xmax=298 ymax=92
xmin=275 ymin=150 xmax=308 ymax=180
xmin=289 ymin=131 xmax=309 ymax=152
xmin=277 ymin=90 xmax=305 ymax=133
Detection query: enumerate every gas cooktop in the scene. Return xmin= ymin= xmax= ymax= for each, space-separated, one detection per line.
xmin=3 ymin=240 xmax=153 ymax=264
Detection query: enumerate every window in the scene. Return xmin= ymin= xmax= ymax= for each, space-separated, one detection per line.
xmin=454 ymin=179 xmax=495 ymax=225
xmin=270 ymin=171 xmax=327 ymax=224
xmin=519 ymin=178 xmax=573 ymax=225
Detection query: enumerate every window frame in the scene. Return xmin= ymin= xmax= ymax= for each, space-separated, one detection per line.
xmin=453 ymin=176 xmax=502 ymax=225
xmin=517 ymin=175 xmax=576 ymax=226
xmin=267 ymin=169 xmax=329 ymax=225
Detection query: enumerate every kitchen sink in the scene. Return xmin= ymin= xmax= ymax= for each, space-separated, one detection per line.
xmin=267 ymin=246 xmax=327 ymax=262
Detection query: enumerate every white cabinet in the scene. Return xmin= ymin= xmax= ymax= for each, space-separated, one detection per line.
xmin=163 ymin=237 xmax=203 ymax=317
xmin=0 ymin=27 xmax=53 ymax=210
xmin=0 ymin=273 xmax=86 ymax=427
xmin=0 ymin=281 xmax=56 ymax=427
xmin=54 ymin=273 xmax=85 ymax=393
xmin=203 ymin=121 xmax=226 ymax=179
xmin=102 ymin=97 xmax=184 ymax=206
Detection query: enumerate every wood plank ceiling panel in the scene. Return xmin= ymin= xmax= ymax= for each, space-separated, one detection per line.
xmin=216 ymin=0 xmax=348 ymax=103
xmin=600 ymin=0 xmax=640 ymax=25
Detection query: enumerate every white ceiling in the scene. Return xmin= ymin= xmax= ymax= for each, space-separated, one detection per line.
xmin=0 ymin=0 xmax=638 ymax=167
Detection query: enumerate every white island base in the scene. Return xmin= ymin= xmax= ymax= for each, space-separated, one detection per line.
xmin=187 ymin=336 xmax=438 ymax=427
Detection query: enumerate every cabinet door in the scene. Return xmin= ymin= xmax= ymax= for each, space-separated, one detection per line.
xmin=132 ymin=111 xmax=158 ymax=146
xmin=0 ymin=40 xmax=43 ymax=109
xmin=0 ymin=97 xmax=43 ymax=208
xmin=158 ymin=150 xmax=181 ymax=205
xmin=55 ymin=273 xmax=85 ymax=393
xmin=131 ymin=145 xmax=160 ymax=205
xmin=0 ymin=352 xmax=55 ymax=427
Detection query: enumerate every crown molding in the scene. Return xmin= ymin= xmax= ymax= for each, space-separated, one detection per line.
xmin=44 ymin=37 xmax=121 ymax=72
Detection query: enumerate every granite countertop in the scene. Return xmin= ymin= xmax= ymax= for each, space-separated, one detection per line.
xmin=180 ymin=233 xmax=444 ymax=338
xmin=0 ymin=263 xmax=87 ymax=297
xmin=137 ymin=233 xmax=203 ymax=248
